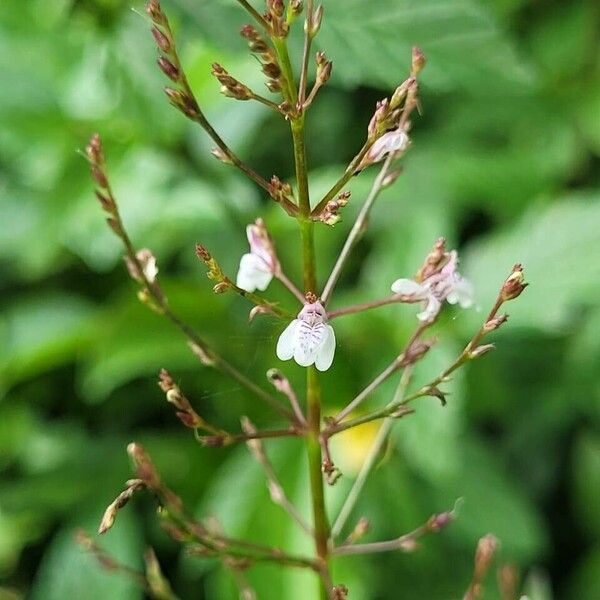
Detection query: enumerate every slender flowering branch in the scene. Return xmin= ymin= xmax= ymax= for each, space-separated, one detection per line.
xmin=329 ymin=266 xmax=526 ymax=432
xmin=146 ymin=1 xmax=297 ymax=214
xmin=234 ymin=0 xmax=270 ymax=31
xmin=242 ymin=417 xmax=313 ymax=537
xmin=332 ymin=322 xmax=431 ymax=424
xmin=327 ymin=292 xmax=422 ymax=319
xmin=86 ymin=134 xmax=293 ymax=421
xmin=320 ymin=152 xmax=396 ymax=304
xmin=333 ymin=502 xmax=459 ymax=556
xmin=331 ymin=368 xmax=413 ymax=540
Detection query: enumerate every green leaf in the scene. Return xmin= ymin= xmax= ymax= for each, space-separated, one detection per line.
xmin=464 ymin=195 xmax=600 ymax=332
xmin=320 ymin=0 xmax=535 ymax=93
xmin=30 ymin=510 xmax=144 ymax=600
xmin=0 ymin=294 xmax=95 ymax=391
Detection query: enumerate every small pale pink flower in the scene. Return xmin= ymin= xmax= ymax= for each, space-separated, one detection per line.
xmin=236 ymin=219 xmax=280 ymax=292
xmin=276 ymin=301 xmax=336 ymax=371
xmin=359 ymin=129 xmax=410 ymax=170
xmin=391 ymin=251 xmax=473 ymax=322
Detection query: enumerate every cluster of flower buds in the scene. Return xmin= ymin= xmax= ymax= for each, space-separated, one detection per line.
xmin=211 ymin=63 xmax=253 ymax=101
xmin=391 ymin=240 xmax=474 ymax=323
xmin=240 ymin=25 xmax=284 ymax=94
xmin=146 ymin=1 xmax=200 ymax=119
xmin=158 ymin=368 xmax=205 ymax=429
xmin=268 ymin=175 xmax=297 ymax=214
xmin=236 ymin=219 xmax=281 ymax=292
xmin=86 ymin=135 xmax=119 ymax=231
xmin=317 ymin=191 xmax=351 ymax=226
xmin=266 ymin=0 xmax=289 ymax=37
xmin=195 ymin=244 xmax=229 ymax=293
xmin=303 ymin=51 xmax=333 ymax=109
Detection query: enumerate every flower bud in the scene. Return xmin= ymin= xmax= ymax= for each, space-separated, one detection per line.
xmin=210 ymin=147 xmax=233 ymax=165
xmin=310 ymin=4 xmax=324 ymax=36
xmin=157 ymin=57 xmax=179 ymax=81
xmin=411 ymin=46 xmax=426 ymax=75
xmin=501 ymin=264 xmax=527 ymax=301
xmin=483 ymin=314 xmax=509 ymax=332
xmin=473 ymin=534 xmax=499 ymax=581
xmin=151 ymin=26 xmax=171 ymax=53
xmin=469 ymin=343 xmax=495 ymax=359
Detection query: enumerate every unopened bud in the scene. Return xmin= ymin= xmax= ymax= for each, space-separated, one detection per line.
xmin=470 ymin=343 xmax=495 ymax=359
xmin=305 ymin=291 xmax=317 ymax=304
xmin=382 ymin=168 xmax=403 ymax=188
xmin=146 ymin=0 xmax=166 ymax=24
xmin=211 ymin=147 xmax=233 ymax=165
xmin=213 ymin=282 xmax=230 ymax=294
xmin=310 ymin=4 xmax=324 ymax=35
xmin=411 ymin=46 xmax=426 ymax=75
xmin=315 ymin=51 xmax=332 ymax=85
xmin=474 ymin=534 xmax=499 ymax=581
xmin=501 ymin=264 xmax=527 ymax=301
xmin=483 ymin=314 xmax=509 ymax=332
xmin=151 ymin=26 xmax=171 ymax=53
xmin=157 ymin=57 xmax=179 ymax=81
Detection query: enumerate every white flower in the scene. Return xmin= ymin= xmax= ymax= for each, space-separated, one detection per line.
xmin=391 ymin=251 xmax=473 ymax=322
xmin=125 ymin=248 xmax=158 ymax=284
xmin=236 ymin=219 xmax=279 ymax=292
xmin=359 ymin=129 xmax=410 ymax=170
xmin=276 ymin=301 xmax=336 ymax=371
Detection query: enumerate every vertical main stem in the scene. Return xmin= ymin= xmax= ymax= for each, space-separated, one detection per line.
xmin=275 ymin=33 xmax=330 ymax=597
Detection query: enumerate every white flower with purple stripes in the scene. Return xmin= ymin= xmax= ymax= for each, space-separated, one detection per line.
xmin=276 ymin=300 xmax=336 ymax=371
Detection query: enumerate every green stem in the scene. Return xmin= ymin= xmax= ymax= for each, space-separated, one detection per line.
xmin=274 ymin=30 xmax=330 ymax=598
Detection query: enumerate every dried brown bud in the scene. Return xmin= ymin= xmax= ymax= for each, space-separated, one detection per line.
xmin=157 ymin=57 xmax=179 ymax=81
xmin=86 ymin=133 xmax=104 ymax=164
xmin=262 ymin=61 xmax=282 ymax=79
xmin=240 ymin=25 xmax=269 ymax=54
xmin=127 ymin=443 xmax=161 ymax=489
xmin=501 ymin=264 xmax=527 ymax=301
xmin=91 ymin=165 xmax=108 ymax=188
xmin=212 ymin=63 xmax=253 ymax=100
xmin=95 ymin=191 xmax=114 ymax=213
xmin=98 ymin=479 xmax=146 ymax=534
xmin=146 ymin=0 xmax=166 ymax=24
xmin=151 ymin=26 xmax=171 ymax=53
xmin=426 ymin=386 xmax=447 ymax=406
xmin=212 ymin=282 xmax=230 ymax=294
xmin=106 ymin=217 xmax=122 ymax=236
xmin=305 ymin=291 xmax=317 ymax=304
xmin=315 ymin=51 xmax=332 ymax=85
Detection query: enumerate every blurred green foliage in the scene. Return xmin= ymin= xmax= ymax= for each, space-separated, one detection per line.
xmin=1 ymin=0 xmax=599 ymax=598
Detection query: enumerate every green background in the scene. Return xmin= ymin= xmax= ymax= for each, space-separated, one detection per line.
xmin=1 ymin=0 xmax=599 ymax=598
